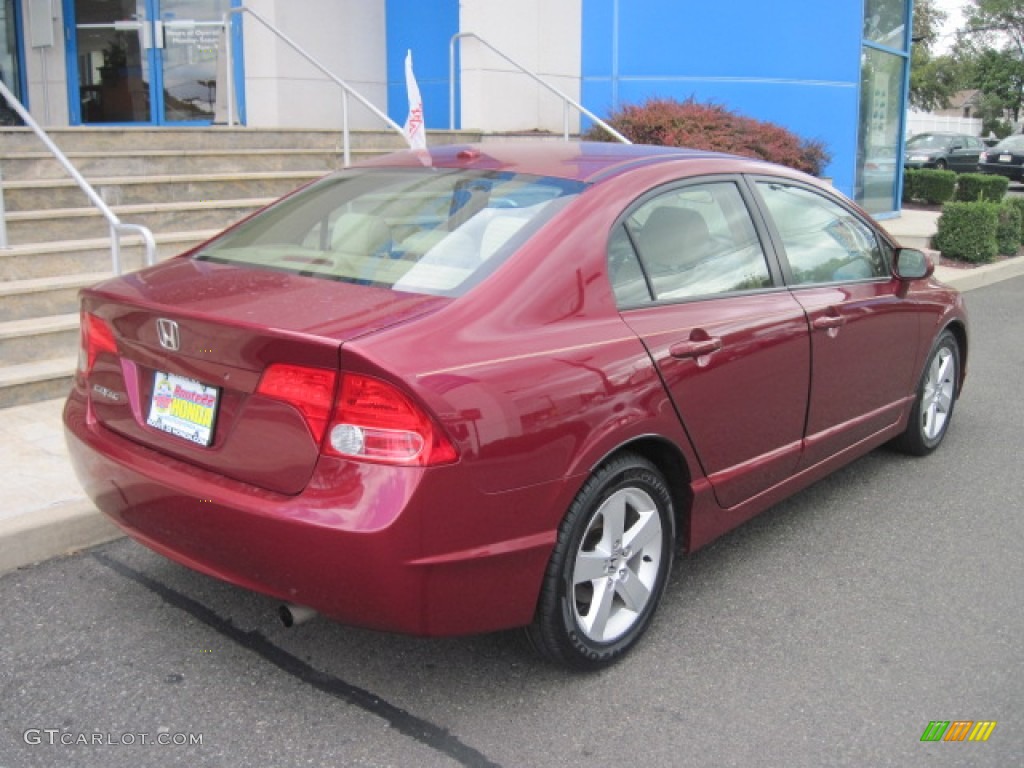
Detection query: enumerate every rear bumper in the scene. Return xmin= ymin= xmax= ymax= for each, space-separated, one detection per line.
xmin=64 ymin=391 xmax=560 ymax=636
xmin=977 ymin=163 xmax=1024 ymax=181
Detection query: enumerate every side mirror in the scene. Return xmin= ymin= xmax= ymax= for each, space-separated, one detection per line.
xmin=893 ymin=247 xmax=934 ymax=281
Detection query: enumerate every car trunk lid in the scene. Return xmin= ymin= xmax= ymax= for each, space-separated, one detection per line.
xmin=80 ymin=258 xmax=449 ymax=495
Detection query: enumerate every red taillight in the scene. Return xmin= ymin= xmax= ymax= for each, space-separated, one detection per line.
xmin=326 ymin=374 xmax=458 ymax=466
xmin=256 ymin=364 xmax=338 ymax=443
xmin=80 ymin=312 xmax=118 ymax=374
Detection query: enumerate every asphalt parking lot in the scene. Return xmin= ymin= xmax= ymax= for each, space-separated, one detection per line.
xmin=1 ymin=277 xmax=1021 ymax=768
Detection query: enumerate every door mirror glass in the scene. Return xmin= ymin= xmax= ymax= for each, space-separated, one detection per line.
xmin=894 ymin=248 xmax=934 ymax=280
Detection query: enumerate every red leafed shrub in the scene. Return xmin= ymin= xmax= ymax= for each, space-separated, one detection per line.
xmin=587 ymin=97 xmax=831 ymax=177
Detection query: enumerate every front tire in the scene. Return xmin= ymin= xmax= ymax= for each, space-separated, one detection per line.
xmin=892 ymin=330 xmax=960 ymax=456
xmin=526 ymin=453 xmax=675 ymax=670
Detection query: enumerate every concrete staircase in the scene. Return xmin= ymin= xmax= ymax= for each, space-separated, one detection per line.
xmin=0 ymin=127 xmax=480 ymax=407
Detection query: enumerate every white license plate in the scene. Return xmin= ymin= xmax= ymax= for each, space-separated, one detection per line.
xmin=146 ymin=371 xmax=219 ymax=447
xmin=1000 ymin=154 xmax=1013 ymax=163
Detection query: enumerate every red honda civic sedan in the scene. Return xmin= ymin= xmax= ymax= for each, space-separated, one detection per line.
xmin=64 ymin=142 xmax=968 ymax=669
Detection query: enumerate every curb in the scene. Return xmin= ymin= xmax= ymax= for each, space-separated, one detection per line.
xmin=936 ymin=254 xmax=1024 ymax=292
xmin=1 ymin=256 xmax=1021 ymax=577
xmin=0 ymin=499 xmax=121 ymax=575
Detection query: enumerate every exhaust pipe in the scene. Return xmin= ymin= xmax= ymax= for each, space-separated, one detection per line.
xmin=279 ymin=603 xmax=317 ymax=628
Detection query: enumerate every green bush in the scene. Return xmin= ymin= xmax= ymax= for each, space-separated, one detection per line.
xmin=584 ymin=97 xmax=831 ymax=176
xmin=933 ymin=201 xmax=999 ymax=263
xmin=996 ymin=202 xmax=1022 ymax=255
xmin=902 ymin=169 xmax=919 ymax=203
xmin=1006 ymin=197 xmax=1024 ymax=244
xmin=913 ymin=169 xmax=957 ymax=204
xmin=955 ymin=173 xmax=1009 ymax=202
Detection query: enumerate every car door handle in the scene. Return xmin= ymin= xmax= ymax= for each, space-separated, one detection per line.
xmin=669 ymin=337 xmax=723 ymax=359
xmin=812 ymin=315 xmax=846 ymax=330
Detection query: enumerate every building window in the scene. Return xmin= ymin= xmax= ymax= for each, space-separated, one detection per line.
xmin=857 ymin=0 xmax=910 ymax=215
xmin=863 ymin=0 xmax=908 ymax=50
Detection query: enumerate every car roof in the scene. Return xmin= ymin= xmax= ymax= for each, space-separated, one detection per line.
xmin=356 ymin=141 xmax=765 ymax=184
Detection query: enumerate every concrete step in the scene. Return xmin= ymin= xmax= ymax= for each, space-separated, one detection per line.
xmin=0 ymin=273 xmax=108 ymax=321
xmin=3 ymin=198 xmax=273 ymax=244
xmin=2 ymin=170 xmax=320 ymax=212
xmin=0 ymin=313 xmax=80 ymax=365
xmin=0 ymin=127 xmax=348 ymax=153
xmin=0 ymin=127 xmax=484 ymax=154
xmin=0 ymin=148 xmax=353 ymax=181
xmin=0 ymin=230 xmax=216 ymax=280
xmin=0 ymin=357 xmax=76 ymax=408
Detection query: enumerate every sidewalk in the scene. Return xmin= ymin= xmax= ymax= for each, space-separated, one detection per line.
xmin=3 ymin=209 xmax=1024 ymax=575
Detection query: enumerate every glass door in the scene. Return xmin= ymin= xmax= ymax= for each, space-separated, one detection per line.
xmin=73 ymin=0 xmax=153 ymax=123
xmin=70 ymin=0 xmax=233 ymax=125
xmin=156 ymin=0 xmax=232 ymax=123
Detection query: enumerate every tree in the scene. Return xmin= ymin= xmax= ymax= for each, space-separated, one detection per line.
xmin=957 ymin=0 xmax=1024 ymax=121
xmin=910 ymin=0 xmax=958 ymax=110
xmin=910 ymin=53 xmax=960 ymax=111
xmin=971 ymin=47 xmax=1024 ymax=119
xmin=963 ymin=0 xmax=1024 ymax=53
xmin=913 ymin=0 xmax=947 ymax=48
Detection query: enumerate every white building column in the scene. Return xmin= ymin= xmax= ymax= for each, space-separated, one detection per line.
xmin=241 ymin=0 xmax=388 ymax=129
xmin=19 ymin=0 xmax=69 ymax=126
xmin=458 ymin=0 xmax=582 ymax=134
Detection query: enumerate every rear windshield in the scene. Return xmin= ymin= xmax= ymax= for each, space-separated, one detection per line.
xmin=995 ymin=135 xmax=1024 ymax=150
xmin=194 ymin=167 xmax=584 ymax=297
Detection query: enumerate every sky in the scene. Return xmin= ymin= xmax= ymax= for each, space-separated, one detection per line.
xmin=930 ymin=0 xmax=969 ymax=53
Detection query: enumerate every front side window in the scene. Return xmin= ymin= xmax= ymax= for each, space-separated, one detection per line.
xmin=610 ymin=181 xmax=772 ymax=303
xmin=195 ymin=168 xmax=584 ymax=297
xmin=757 ymin=182 xmax=888 ymax=285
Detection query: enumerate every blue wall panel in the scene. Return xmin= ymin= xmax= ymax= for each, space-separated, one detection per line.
xmin=385 ymin=0 xmax=459 ymax=129
xmin=582 ymin=0 xmax=865 ymax=196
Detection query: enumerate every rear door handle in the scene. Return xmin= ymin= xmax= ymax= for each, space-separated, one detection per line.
xmin=812 ymin=314 xmax=846 ymax=330
xmin=669 ymin=337 xmax=723 ymax=359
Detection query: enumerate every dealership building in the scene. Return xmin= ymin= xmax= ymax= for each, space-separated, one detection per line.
xmin=2 ymin=0 xmax=912 ymax=214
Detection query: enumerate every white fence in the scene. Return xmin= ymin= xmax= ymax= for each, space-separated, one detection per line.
xmin=906 ymin=111 xmax=983 ymax=137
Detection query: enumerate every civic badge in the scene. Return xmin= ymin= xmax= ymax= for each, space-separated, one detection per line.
xmin=156 ymin=318 xmax=180 ymax=351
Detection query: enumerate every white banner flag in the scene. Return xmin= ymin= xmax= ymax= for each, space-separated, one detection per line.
xmin=403 ymin=50 xmax=426 ymax=150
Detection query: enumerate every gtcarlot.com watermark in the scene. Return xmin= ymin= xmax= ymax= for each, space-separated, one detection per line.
xmin=23 ymin=728 xmax=203 ymax=747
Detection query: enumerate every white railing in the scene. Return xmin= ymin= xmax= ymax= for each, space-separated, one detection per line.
xmin=222 ymin=6 xmax=409 ymax=166
xmin=449 ymin=32 xmax=630 ymax=144
xmin=0 ymin=78 xmax=156 ymax=272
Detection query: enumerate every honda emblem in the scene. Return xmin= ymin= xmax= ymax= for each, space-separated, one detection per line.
xmin=156 ymin=318 xmax=180 ymax=351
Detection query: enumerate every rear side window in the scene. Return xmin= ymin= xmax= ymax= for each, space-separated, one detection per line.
xmin=756 ymin=182 xmax=888 ymax=285
xmin=194 ymin=168 xmax=583 ymax=297
xmin=610 ymin=181 xmax=773 ymax=303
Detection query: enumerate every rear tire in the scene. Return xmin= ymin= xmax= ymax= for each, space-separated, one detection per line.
xmin=526 ymin=453 xmax=675 ymax=670
xmin=892 ymin=330 xmax=959 ymax=456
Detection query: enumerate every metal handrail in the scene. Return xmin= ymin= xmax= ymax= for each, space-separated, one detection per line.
xmin=0 ymin=79 xmax=156 ymax=272
xmin=449 ymin=32 xmax=630 ymax=144
xmin=222 ymin=6 xmax=409 ymax=166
